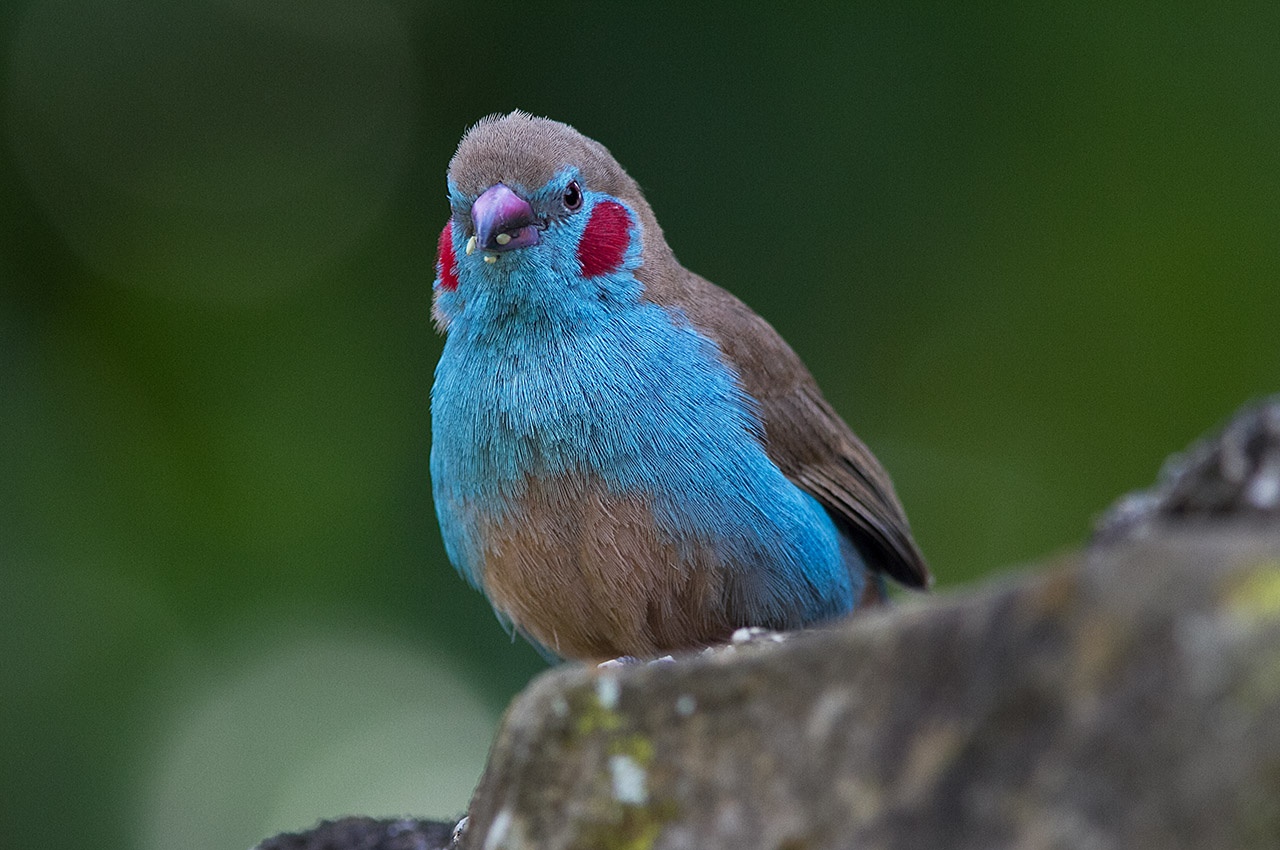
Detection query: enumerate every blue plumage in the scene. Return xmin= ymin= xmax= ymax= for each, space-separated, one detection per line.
xmin=430 ymin=113 xmax=926 ymax=661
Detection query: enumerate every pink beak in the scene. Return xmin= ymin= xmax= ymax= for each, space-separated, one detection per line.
xmin=471 ymin=183 xmax=541 ymax=253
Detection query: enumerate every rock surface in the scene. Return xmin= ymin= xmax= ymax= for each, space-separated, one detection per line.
xmin=255 ymin=397 xmax=1280 ymax=850
xmin=1095 ymin=395 xmax=1280 ymax=542
xmin=254 ymin=817 xmax=457 ymax=850
xmin=460 ymin=529 xmax=1280 ymax=850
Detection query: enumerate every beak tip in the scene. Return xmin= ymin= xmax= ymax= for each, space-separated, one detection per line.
xmin=471 ymin=183 xmax=539 ymax=253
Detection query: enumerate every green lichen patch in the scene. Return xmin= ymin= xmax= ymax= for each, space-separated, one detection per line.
xmin=1224 ymin=560 xmax=1280 ymax=627
xmin=608 ymin=732 xmax=655 ymax=764
xmin=555 ymin=679 xmax=679 ymax=850
xmin=573 ymin=799 xmax=680 ymax=850
xmin=567 ymin=682 xmax=624 ymax=738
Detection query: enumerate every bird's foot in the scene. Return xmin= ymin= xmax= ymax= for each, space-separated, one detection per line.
xmin=695 ymin=627 xmax=790 ymax=659
xmin=730 ymin=626 xmax=786 ymax=644
xmin=597 ymin=654 xmax=676 ymax=669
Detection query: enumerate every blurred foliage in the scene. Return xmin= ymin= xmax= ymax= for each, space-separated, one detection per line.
xmin=1 ymin=2 xmax=1277 ymax=849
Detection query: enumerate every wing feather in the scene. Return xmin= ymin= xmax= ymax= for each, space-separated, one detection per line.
xmin=642 ymin=265 xmax=930 ymax=588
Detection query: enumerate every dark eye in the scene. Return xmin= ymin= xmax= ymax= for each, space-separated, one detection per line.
xmin=562 ymin=180 xmax=583 ymax=211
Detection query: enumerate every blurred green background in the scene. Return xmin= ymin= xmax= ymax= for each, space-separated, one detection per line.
xmin=2 ymin=2 xmax=1276 ymax=849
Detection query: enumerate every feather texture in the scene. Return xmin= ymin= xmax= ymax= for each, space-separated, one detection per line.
xmin=430 ymin=111 xmax=928 ymax=661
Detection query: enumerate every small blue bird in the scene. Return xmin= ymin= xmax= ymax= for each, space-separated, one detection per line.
xmin=431 ymin=112 xmax=929 ymax=662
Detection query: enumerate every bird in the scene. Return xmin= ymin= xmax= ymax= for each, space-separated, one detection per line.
xmin=430 ymin=111 xmax=929 ymax=663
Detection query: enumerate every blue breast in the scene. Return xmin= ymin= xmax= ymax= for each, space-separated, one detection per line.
xmin=430 ymin=197 xmax=860 ymax=629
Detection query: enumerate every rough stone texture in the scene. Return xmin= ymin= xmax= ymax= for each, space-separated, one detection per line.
xmin=253 ymin=817 xmax=457 ymax=850
xmin=253 ymin=398 xmax=1280 ymax=850
xmin=1095 ymin=395 xmax=1280 ymax=542
xmin=460 ymin=530 xmax=1280 ymax=850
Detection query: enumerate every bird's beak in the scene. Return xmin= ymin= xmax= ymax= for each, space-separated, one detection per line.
xmin=469 ymin=183 xmax=541 ymax=257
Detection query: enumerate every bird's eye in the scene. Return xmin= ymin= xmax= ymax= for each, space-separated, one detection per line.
xmin=562 ymin=181 xmax=583 ymax=211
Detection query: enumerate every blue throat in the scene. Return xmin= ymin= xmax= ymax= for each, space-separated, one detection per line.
xmin=431 ymin=189 xmax=860 ymax=627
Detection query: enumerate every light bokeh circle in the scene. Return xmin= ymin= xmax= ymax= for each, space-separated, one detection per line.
xmin=136 ymin=627 xmax=496 ymax=850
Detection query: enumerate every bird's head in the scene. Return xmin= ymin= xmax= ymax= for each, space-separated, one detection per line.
xmin=432 ymin=111 xmax=669 ymax=331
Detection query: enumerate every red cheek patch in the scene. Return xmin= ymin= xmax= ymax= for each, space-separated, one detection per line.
xmin=576 ymin=201 xmax=631 ymax=278
xmin=436 ymin=220 xmax=459 ymax=291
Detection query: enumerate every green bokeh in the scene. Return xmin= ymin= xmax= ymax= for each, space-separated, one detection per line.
xmin=2 ymin=2 xmax=1277 ymax=849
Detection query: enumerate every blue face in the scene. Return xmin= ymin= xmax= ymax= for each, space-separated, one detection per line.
xmin=434 ymin=167 xmax=645 ymax=333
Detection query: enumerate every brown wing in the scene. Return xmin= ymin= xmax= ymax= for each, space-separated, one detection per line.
xmin=641 ymin=264 xmax=931 ymax=589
